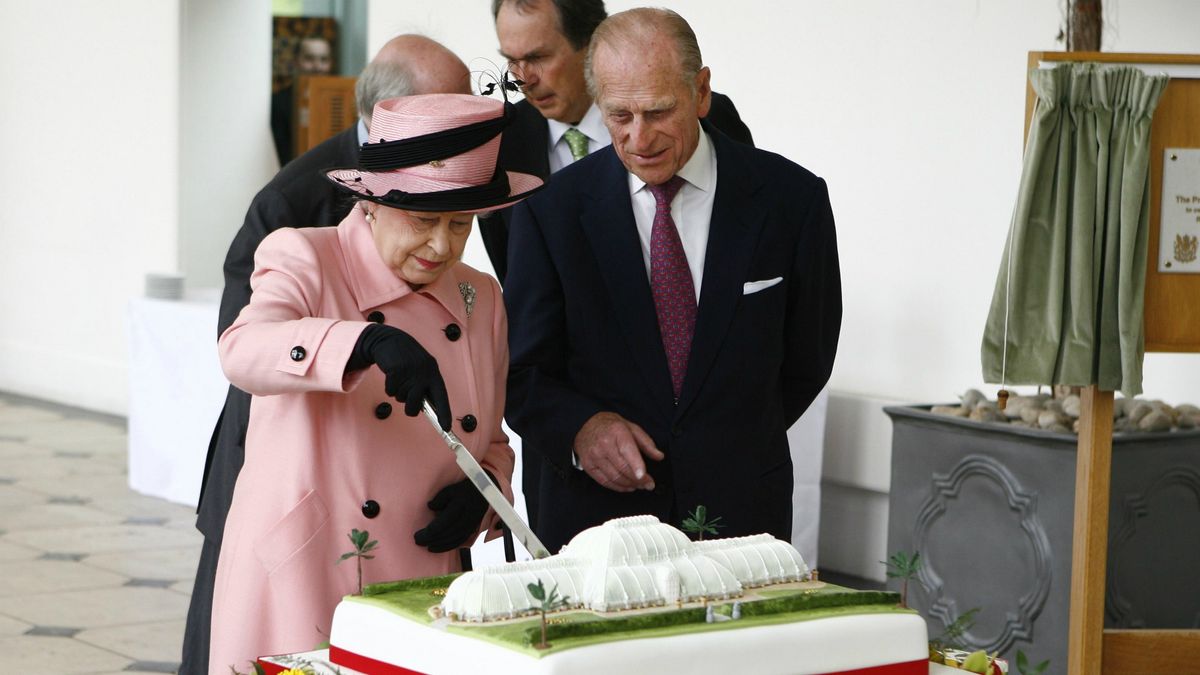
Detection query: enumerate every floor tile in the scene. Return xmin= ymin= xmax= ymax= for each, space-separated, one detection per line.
xmin=0 ymin=537 xmax=42 ymax=561
xmin=0 ymin=559 xmax=128 ymax=596
xmin=4 ymin=522 xmax=201 ymax=556
xmin=89 ymin=492 xmax=197 ymax=522
xmin=2 ymin=586 xmax=190 ymax=628
xmin=0 ymin=416 xmax=121 ymax=443
xmin=121 ymin=662 xmax=181 ymax=674
xmin=0 ymin=404 xmax=64 ymax=425
xmin=88 ymin=667 xmax=175 ymax=672
xmin=0 ymin=634 xmax=131 ymax=673
xmin=0 ymin=439 xmax=54 ymax=458
xmin=0 ymin=455 xmax=73 ymax=479
xmin=0 ymin=480 xmax=46 ymax=506
xmin=86 ymin=546 xmax=201 ymax=582
xmin=0 ymin=502 xmax=124 ymax=530
xmin=76 ymin=619 xmax=187 ymax=664
xmin=0 ymin=394 xmax=206 ymax=674
xmin=26 ymin=625 xmax=84 ymax=637
xmin=48 ymin=433 xmax=130 ymax=456
xmin=0 ymin=613 xmax=32 ymax=636
xmin=17 ymin=471 xmax=133 ymax=501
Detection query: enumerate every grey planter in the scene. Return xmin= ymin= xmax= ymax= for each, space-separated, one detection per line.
xmin=884 ymin=404 xmax=1200 ymax=671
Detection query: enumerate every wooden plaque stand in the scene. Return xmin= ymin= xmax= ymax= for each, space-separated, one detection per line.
xmin=294 ymin=74 xmax=358 ymax=158
xmin=1025 ymin=51 xmax=1200 ymax=674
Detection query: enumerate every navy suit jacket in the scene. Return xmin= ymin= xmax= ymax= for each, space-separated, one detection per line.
xmin=504 ymin=124 xmax=841 ymax=552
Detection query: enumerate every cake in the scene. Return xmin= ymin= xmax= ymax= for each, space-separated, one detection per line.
xmin=327 ymin=516 xmax=928 ymax=674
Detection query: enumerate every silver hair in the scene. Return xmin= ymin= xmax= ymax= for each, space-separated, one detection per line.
xmin=585 ymin=8 xmax=703 ymax=99
xmin=355 ymin=60 xmax=416 ymax=125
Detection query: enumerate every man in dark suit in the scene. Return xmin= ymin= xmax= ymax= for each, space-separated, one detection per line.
xmin=178 ymin=35 xmax=470 ymax=675
xmin=485 ymin=0 xmax=755 ymax=532
xmin=504 ymin=8 xmax=841 ymax=553
xmin=481 ymin=0 xmax=753 ymax=284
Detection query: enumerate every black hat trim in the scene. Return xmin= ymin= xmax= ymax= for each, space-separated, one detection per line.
xmin=358 ymin=102 xmax=513 ymax=172
xmin=331 ymin=167 xmax=542 ymax=212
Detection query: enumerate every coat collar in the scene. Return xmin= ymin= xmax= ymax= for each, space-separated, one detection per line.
xmin=337 ymin=209 xmax=471 ymax=325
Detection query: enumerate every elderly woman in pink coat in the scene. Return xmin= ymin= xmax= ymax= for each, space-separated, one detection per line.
xmin=208 ymin=93 xmax=542 ymax=673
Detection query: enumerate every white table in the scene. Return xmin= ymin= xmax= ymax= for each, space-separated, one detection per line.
xmin=126 ymin=292 xmax=228 ymax=507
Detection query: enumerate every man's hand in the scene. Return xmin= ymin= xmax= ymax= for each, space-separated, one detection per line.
xmin=573 ymin=412 xmax=664 ymax=492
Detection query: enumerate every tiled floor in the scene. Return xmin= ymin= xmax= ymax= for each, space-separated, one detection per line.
xmin=0 ymin=392 xmax=200 ymax=674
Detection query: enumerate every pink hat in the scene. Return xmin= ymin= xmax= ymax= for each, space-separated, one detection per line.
xmin=326 ymin=93 xmax=542 ymax=213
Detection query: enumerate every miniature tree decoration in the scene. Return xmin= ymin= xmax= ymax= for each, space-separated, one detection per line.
xmin=881 ymin=550 xmax=921 ymax=608
xmin=931 ymin=607 xmax=980 ymax=653
xmin=681 ymin=505 xmax=724 ymax=541
xmin=527 ymin=579 xmax=570 ymax=650
xmin=1016 ymin=650 xmax=1050 ymax=675
xmin=337 ymin=528 xmax=379 ymax=596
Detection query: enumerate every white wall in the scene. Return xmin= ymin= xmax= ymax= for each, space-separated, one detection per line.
xmin=0 ymin=1 xmax=273 ymax=413
xmin=0 ymin=0 xmax=181 ymax=413
xmin=179 ymin=0 xmax=277 ymax=288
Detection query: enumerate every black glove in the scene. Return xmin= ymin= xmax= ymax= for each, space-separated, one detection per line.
xmin=414 ymin=472 xmax=494 ymax=553
xmin=349 ymin=324 xmax=452 ymax=430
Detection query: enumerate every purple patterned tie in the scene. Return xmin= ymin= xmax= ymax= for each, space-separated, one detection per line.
xmin=648 ymin=175 xmax=694 ymax=400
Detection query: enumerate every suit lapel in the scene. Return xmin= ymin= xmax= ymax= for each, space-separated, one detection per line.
xmin=676 ymin=131 xmax=768 ymax=417
xmin=580 ymin=150 xmax=675 ymax=409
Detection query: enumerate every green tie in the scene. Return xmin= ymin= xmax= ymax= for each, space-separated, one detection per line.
xmin=563 ymin=127 xmax=589 ymax=162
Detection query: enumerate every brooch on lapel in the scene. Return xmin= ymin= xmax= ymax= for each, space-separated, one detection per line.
xmin=459 ymin=282 xmax=476 ymax=318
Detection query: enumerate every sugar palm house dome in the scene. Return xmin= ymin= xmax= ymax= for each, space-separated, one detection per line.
xmin=440 ymin=516 xmax=810 ymax=622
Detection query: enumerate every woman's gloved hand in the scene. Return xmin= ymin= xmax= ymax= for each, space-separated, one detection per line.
xmin=349 ymin=323 xmax=452 ymax=430
xmin=414 ymin=473 xmax=494 ymax=553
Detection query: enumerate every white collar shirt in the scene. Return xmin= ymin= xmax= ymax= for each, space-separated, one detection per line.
xmin=546 ymin=104 xmax=611 ymax=172
xmin=627 ymin=124 xmax=716 ymax=302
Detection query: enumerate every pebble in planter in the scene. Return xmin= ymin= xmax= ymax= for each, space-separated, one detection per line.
xmin=929 ymin=389 xmax=1200 ymax=434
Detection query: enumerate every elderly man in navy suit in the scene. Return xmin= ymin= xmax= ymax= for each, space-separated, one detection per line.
xmin=486 ymin=0 xmax=756 ymax=532
xmin=504 ymin=8 xmax=841 ymax=553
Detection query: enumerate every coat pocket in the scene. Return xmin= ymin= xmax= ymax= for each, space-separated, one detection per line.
xmin=253 ymin=489 xmax=330 ymax=576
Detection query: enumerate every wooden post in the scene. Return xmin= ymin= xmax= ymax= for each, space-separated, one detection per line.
xmin=1067 ymin=385 xmax=1113 ymax=674
xmin=1067 ymin=0 xmax=1103 ymax=52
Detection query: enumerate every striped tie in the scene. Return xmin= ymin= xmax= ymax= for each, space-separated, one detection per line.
xmin=647 ymin=175 xmax=694 ymax=400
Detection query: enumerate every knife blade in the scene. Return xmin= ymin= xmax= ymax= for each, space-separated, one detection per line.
xmin=421 ymin=400 xmax=551 ymax=559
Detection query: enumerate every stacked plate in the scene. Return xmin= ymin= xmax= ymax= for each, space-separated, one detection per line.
xmin=145 ymin=273 xmax=184 ymax=300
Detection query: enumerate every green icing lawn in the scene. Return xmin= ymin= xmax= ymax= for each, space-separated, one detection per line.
xmin=346 ymin=580 xmax=913 ymax=659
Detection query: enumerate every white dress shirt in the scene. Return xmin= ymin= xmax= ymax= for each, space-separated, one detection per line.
xmin=628 ymin=124 xmax=716 ymax=302
xmin=546 ymin=104 xmax=611 ymax=172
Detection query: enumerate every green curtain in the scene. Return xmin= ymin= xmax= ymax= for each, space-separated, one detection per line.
xmin=981 ymin=63 xmax=1168 ymax=397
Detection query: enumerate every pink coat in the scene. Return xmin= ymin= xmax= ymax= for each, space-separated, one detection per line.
xmin=208 ymin=209 xmax=514 ymax=674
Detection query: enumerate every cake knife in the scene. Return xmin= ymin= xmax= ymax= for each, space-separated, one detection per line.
xmin=421 ymin=400 xmax=551 ymax=559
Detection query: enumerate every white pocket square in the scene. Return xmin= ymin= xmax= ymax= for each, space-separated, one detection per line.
xmin=743 ymin=277 xmax=783 ymax=295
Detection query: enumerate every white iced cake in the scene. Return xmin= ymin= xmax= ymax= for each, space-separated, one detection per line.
xmin=329 ymin=516 xmax=928 ymax=674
